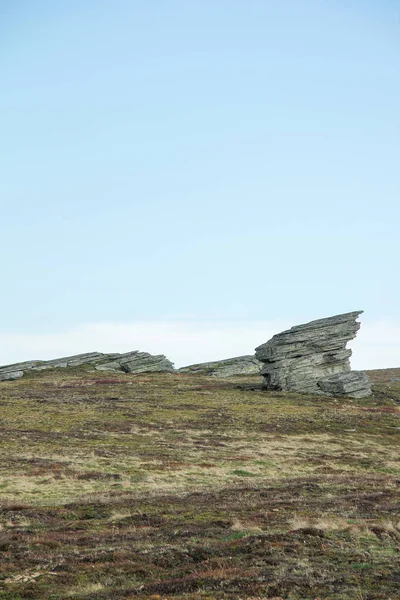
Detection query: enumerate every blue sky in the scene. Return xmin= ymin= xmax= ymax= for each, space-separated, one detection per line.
xmin=1 ymin=1 xmax=399 ymax=367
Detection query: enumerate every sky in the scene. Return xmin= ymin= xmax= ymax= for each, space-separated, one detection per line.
xmin=1 ymin=0 xmax=399 ymax=368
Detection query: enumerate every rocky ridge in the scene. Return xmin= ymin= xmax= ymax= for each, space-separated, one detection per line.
xmin=0 ymin=311 xmax=374 ymax=397
xmin=177 ymin=355 xmax=262 ymax=377
xmin=0 ymin=351 xmax=174 ymax=381
xmin=255 ymin=311 xmax=372 ymax=398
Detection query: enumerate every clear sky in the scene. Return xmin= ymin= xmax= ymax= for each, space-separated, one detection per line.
xmin=1 ymin=1 xmax=399 ymax=367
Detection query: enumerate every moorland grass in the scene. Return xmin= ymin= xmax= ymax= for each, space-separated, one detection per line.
xmin=0 ymin=368 xmax=399 ymax=599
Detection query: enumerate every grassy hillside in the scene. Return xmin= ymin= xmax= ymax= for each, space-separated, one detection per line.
xmin=1 ymin=367 xmax=400 ymax=599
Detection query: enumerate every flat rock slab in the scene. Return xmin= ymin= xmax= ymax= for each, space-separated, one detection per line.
xmin=255 ymin=311 xmax=371 ymax=398
xmin=318 ymin=371 xmax=372 ymax=398
xmin=96 ymin=351 xmax=174 ymax=374
xmin=0 ymin=351 xmax=174 ymax=381
xmin=178 ymin=355 xmax=262 ymax=377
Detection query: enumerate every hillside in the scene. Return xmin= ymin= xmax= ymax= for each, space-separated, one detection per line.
xmin=1 ymin=367 xmax=400 ymax=599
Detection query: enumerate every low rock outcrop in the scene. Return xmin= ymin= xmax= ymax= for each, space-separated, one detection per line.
xmin=178 ymin=355 xmax=262 ymax=377
xmin=95 ymin=351 xmax=174 ymax=374
xmin=255 ymin=311 xmax=371 ymax=398
xmin=317 ymin=371 xmax=372 ymax=399
xmin=0 ymin=351 xmax=174 ymax=381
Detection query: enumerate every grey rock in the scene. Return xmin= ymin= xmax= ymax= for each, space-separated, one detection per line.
xmin=42 ymin=352 xmax=107 ymax=369
xmin=318 ymin=371 xmax=372 ymax=398
xmin=178 ymin=355 xmax=262 ymax=378
xmin=0 ymin=369 xmax=24 ymax=381
xmin=0 ymin=351 xmax=174 ymax=381
xmin=93 ymin=361 xmax=124 ymax=373
xmin=255 ymin=311 xmax=371 ymax=398
xmin=0 ymin=360 xmax=45 ymax=381
xmin=96 ymin=351 xmax=174 ymax=374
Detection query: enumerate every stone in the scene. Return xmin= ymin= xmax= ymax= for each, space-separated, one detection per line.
xmin=0 ymin=360 xmax=45 ymax=381
xmin=95 ymin=351 xmax=174 ymax=374
xmin=43 ymin=352 xmax=107 ymax=369
xmin=178 ymin=355 xmax=262 ymax=377
xmin=255 ymin=311 xmax=372 ymax=398
xmin=0 ymin=351 xmax=174 ymax=381
xmin=0 ymin=369 xmax=24 ymax=381
xmin=317 ymin=371 xmax=372 ymax=399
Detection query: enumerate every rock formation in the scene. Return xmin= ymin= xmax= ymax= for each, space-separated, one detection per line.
xmin=0 ymin=351 xmax=174 ymax=381
xmin=178 ymin=355 xmax=262 ymax=378
xmin=95 ymin=351 xmax=174 ymax=374
xmin=255 ymin=311 xmax=371 ymax=398
xmin=317 ymin=371 xmax=372 ymax=398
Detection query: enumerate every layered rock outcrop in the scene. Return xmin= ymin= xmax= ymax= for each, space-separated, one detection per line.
xmin=0 ymin=351 xmax=174 ymax=381
xmin=178 ymin=355 xmax=262 ymax=378
xmin=255 ymin=311 xmax=371 ymax=398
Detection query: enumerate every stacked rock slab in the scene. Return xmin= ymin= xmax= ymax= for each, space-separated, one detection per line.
xmin=178 ymin=355 xmax=262 ymax=378
xmin=95 ymin=351 xmax=174 ymax=374
xmin=0 ymin=351 xmax=174 ymax=381
xmin=255 ymin=311 xmax=371 ymax=398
